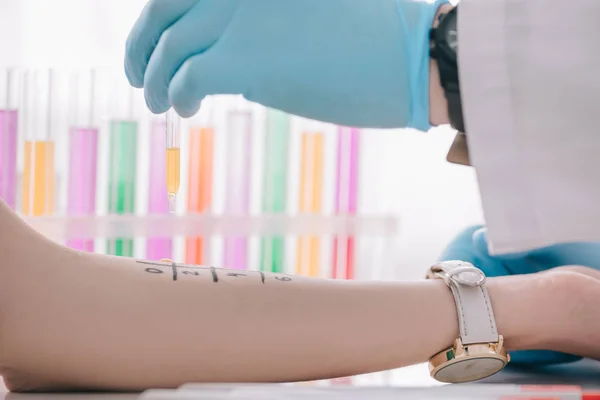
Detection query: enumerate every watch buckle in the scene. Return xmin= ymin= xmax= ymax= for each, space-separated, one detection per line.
xmin=429 ymin=261 xmax=487 ymax=287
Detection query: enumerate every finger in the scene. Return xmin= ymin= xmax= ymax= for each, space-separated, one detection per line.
xmin=124 ymin=0 xmax=199 ymax=88
xmin=169 ymin=52 xmax=248 ymax=118
xmin=144 ymin=0 xmax=239 ymax=113
xmin=546 ymin=265 xmax=600 ymax=281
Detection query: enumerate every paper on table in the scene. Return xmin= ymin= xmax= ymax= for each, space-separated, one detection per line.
xmin=458 ymin=0 xmax=600 ymax=255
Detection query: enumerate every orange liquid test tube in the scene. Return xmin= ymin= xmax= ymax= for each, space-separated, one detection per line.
xmin=186 ymin=127 xmax=214 ymax=265
xmin=22 ymin=140 xmax=55 ymax=216
xmin=22 ymin=69 xmax=58 ymax=217
xmin=296 ymin=132 xmax=324 ymax=278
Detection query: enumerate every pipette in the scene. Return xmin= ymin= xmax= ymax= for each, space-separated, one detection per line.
xmin=165 ymin=108 xmax=181 ymax=213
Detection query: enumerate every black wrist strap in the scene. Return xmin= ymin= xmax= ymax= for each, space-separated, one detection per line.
xmin=431 ymin=6 xmax=465 ymax=134
xmin=432 ymin=49 xmax=464 ymax=133
xmin=446 ymin=91 xmax=465 ymax=133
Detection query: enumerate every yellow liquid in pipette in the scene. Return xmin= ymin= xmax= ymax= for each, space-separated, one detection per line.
xmin=166 ymin=147 xmax=181 ymax=212
xmin=22 ymin=140 xmax=55 ymax=216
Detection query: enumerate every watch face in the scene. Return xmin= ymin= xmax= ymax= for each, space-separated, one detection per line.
xmin=444 ymin=16 xmax=458 ymax=51
xmin=434 ymin=357 xmax=505 ymax=383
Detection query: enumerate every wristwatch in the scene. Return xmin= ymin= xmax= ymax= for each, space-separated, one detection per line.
xmin=430 ymin=6 xmax=465 ymax=134
xmin=426 ymin=261 xmax=510 ymax=383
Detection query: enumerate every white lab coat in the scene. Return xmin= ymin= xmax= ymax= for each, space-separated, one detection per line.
xmin=458 ymin=0 xmax=600 ymax=255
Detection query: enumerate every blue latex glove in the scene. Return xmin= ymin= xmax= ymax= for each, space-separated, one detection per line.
xmin=439 ymin=225 xmax=600 ymax=366
xmin=125 ymin=0 xmax=449 ymax=130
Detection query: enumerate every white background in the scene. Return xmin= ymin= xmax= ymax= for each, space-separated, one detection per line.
xmin=0 ymin=0 xmax=484 ymax=280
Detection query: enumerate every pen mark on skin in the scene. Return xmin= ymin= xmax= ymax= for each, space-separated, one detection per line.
xmin=139 ymin=260 xmax=288 ymax=284
xmin=179 ymin=265 xmax=212 ymax=271
xmin=226 ymin=273 xmax=247 ymax=277
xmin=137 ymin=260 xmax=210 ymax=271
xmin=138 ymin=261 xmax=169 ymax=268
xmin=172 ymin=261 xmax=178 ymax=281
xmin=177 ymin=263 xmax=212 ymax=270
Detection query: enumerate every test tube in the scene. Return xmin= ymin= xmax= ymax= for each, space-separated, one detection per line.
xmin=223 ymin=110 xmax=252 ymax=270
xmin=0 ymin=69 xmax=20 ymax=210
xmin=22 ymin=69 xmax=57 ymax=216
xmin=185 ymin=125 xmax=214 ymax=265
xmin=106 ymin=77 xmax=138 ymax=257
xmin=296 ymin=131 xmax=324 ymax=278
xmin=165 ymin=108 xmax=181 ymax=213
xmin=260 ymin=109 xmax=290 ymax=274
xmin=147 ymin=116 xmax=173 ymax=260
xmin=332 ymin=127 xmax=360 ymax=280
xmin=67 ymin=69 xmax=99 ymax=252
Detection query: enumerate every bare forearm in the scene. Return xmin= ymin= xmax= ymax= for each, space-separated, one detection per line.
xmin=6 ymin=248 xmax=547 ymax=391
xmin=7 ymin=251 xmax=461 ymax=390
xmin=0 ymin=199 xmax=559 ymax=392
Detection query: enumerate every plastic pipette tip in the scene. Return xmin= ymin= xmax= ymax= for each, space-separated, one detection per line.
xmin=168 ymin=193 xmax=177 ymax=214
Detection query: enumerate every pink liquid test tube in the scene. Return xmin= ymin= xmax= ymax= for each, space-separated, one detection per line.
xmin=223 ymin=110 xmax=252 ymax=270
xmin=333 ymin=126 xmax=360 ymax=280
xmin=146 ymin=118 xmax=173 ymax=260
xmin=67 ymin=70 xmax=99 ymax=252
xmin=0 ymin=69 xmax=20 ymax=210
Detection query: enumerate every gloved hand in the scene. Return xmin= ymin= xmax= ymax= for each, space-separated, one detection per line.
xmin=124 ymin=0 xmax=449 ymax=130
xmin=440 ymin=225 xmax=600 ymax=366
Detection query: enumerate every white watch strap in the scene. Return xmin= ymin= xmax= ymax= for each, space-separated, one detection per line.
xmin=427 ymin=261 xmax=499 ymax=345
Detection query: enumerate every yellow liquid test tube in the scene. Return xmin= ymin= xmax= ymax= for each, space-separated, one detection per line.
xmin=165 ymin=108 xmax=181 ymax=213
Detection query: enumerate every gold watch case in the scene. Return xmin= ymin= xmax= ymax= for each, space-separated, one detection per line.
xmin=429 ymin=335 xmax=510 ymax=383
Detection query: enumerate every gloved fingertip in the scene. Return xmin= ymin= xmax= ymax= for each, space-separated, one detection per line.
xmin=124 ymin=68 xmax=135 ymax=89
xmin=144 ymin=95 xmax=169 ymax=115
xmin=131 ymin=77 xmax=145 ymax=90
xmin=124 ymin=62 xmax=144 ymax=89
xmin=174 ymin=101 xmax=201 ymax=119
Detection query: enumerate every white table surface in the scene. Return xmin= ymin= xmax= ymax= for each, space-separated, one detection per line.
xmin=1 ymin=360 xmax=598 ymax=399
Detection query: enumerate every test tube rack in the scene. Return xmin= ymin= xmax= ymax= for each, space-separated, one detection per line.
xmin=0 ymin=68 xmax=401 ymax=284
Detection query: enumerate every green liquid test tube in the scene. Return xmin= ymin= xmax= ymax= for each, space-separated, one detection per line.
xmin=107 ymin=120 xmax=138 ymax=257
xmin=260 ymin=109 xmax=290 ymax=273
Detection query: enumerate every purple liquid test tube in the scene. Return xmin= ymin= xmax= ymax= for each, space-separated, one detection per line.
xmin=0 ymin=69 xmax=20 ymax=210
xmin=146 ymin=119 xmax=173 ymax=260
xmin=67 ymin=128 xmax=98 ymax=251
xmin=67 ymin=70 xmax=99 ymax=252
xmin=0 ymin=110 xmax=18 ymax=210
xmin=223 ymin=110 xmax=252 ymax=270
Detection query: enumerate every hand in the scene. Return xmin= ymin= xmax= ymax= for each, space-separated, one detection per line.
xmin=440 ymin=226 xmax=600 ymax=366
xmin=124 ymin=0 xmax=448 ymax=130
